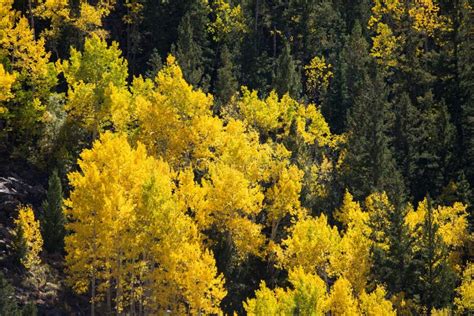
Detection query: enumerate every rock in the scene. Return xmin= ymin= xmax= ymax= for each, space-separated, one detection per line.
xmin=0 ymin=176 xmax=45 ymax=216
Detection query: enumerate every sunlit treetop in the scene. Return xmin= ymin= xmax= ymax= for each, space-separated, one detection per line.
xmin=368 ymin=0 xmax=450 ymax=67
xmin=0 ymin=64 xmax=15 ymax=104
xmin=208 ymin=0 xmax=247 ymax=42
xmin=234 ymin=87 xmax=334 ymax=147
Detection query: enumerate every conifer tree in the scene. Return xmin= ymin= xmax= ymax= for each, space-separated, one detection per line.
xmin=173 ymin=1 xmax=211 ymax=91
xmin=144 ymin=48 xmax=163 ymax=79
xmin=0 ymin=272 xmax=20 ymax=315
xmin=41 ymin=169 xmax=65 ymax=253
xmin=409 ymin=92 xmax=456 ymax=200
xmin=367 ymin=192 xmax=417 ymax=299
xmin=459 ymin=0 xmax=474 ymax=185
xmin=342 ymin=68 xmax=404 ymax=200
xmin=272 ymin=40 xmax=301 ymax=99
xmin=332 ymin=20 xmax=370 ymax=133
xmin=215 ymin=45 xmax=238 ymax=106
xmin=414 ymin=197 xmax=457 ymax=314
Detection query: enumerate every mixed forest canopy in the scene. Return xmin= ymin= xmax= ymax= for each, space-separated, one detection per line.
xmin=0 ymin=0 xmax=473 ymax=314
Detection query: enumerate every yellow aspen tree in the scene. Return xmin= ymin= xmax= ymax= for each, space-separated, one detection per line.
xmin=135 ymin=55 xmax=215 ymax=166
xmin=139 ymin=174 xmax=226 ymax=314
xmin=277 ymin=214 xmax=340 ymax=277
xmin=359 ymin=286 xmax=396 ymax=316
xmin=65 ymin=132 xmax=226 ymax=314
xmin=244 ymin=281 xmax=288 ymax=315
xmin=33 ymin=0 xmax=117 ymax=40
xmin=265 ymin=163 xmax=305 ymax=241
xmin=304 ymin=55 xmax=333 ymax=103
xmin=14 ymin=206 xmax=43 ymax=271
xmin=0 ymin=64 xmax=15 ymax=114
xmin=234 ymin=87 xmax=333 ymax=146
xmin=208 ymin=0 xmax=247 ymax=43
xmin=365 ymin=191 xmax=393 ymax=250
xmin=244 ymin=267 xmax=327 ymax=315
xmin=454 ymin=262 xmax=474 ymax=314
xmin=286 ymin=267 xmax=328 ymax=315
xmin=58 ymin=35 xmax=128 ymax=137
xmin=65 ymin=132 xmax=156 ymax=312
xmin=368 ymin=0 xmax=449 ymax=67
xmin=330 ymin=191 xmax=372 ymax=295
xmin=199 ymin=162 xmax=265 ymax=259
xmin=405 ymin=199 xmax=469 ymax=269
xmin=0 ymin=0 xmax=56 ymax=134
xmin=324 ymin=277 xmax=359 ymax=315
xmin=32 ymin=0 xmax=70 ymax=41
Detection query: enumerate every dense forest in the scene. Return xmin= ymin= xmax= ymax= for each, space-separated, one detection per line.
xmin=0 ymin=0 xmax=473 ymax=314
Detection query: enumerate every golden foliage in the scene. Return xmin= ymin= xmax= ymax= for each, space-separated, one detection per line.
xmin=304 ymin=56 xmax=333 ymax=96
xmin=278 ymin=214 xmax=340 ymax=275
xmin=14 ymin=206 xmax=43 ymax=270
xmin=455 ymin=262 xmax=474 ymax=313
xmin=65 ymin=132 xmax=225 ymax=313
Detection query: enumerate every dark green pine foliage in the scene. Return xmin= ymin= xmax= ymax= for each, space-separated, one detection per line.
xmin=329 ymin=21 xmax=370 ymax=133
xmin=459 ymin=0 xmax=474 ymax=186
xmin=0 ymin=272 xmax=20 ymax=315
xmin=409 ymin=92 xmax=456 ymax=201
xmin=12 ymin=216 xmax=27 ymax=268
xmin=214 ymin=45 xmax=238 ymax=106
xmin=438 ymin=171 xmax=473 ymax=231
xmin=144 ymin=48 xmax=163 ymax=79
xmin=41 ymin=169 xmax=65 ymax=253
xmin=0 ymin=272 xmax=37 ymax=315
xmin=370 ymin=201 xmax=418 ymax=300
xmin=342 ymin=68 xmax=405 ymax=201
xmin=303 ymin=0 xmax=346 ymax=60
xmin=393 ymin=92 xmax=420 ymax=197
xmin=438 ymin=171 xmax=473 ymax=207
xmin=173 ymin=1 xmax=211 ymax=90
xmin=415 ymin=197 xmax=457 ymax=314
xmin=338 ymin=0 xmax=371 ymax=34
xmin=272 ymin=40 xmax=301 ymax=98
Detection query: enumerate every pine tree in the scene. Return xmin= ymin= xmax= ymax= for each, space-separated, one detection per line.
xmin=0 ymin=272 xmax=20 ymax=315
xmin=214 ymin=45 xmax=238 ymax=106
xmin=459 ymin=0 xmax=474 ymax=185
xmin=393 ymin=92 xmax=420 ymax=195
xmin=328 ymin=20 xmax=370 ymax=133
xmin=414 ymin=197 xmax=457 ymax=314
xmin=340 ymin=21 xmax=370 ymax=123
xmin=342 ymin=67 xmax=405 ymax=200
xmin=409 ymin=92 xmax=456 ymax=200
xmin=144 ymin=48 xmax=163 ymax=79
xmin=41 ymin=169 xmax=65 ymax=253
xmin=368 ymin=194 xmax=418 ymax=299
xmin=173 ymin=1 xmax=211 ymax=90
xmin=272 ymin=40 xmax=301 ymax=99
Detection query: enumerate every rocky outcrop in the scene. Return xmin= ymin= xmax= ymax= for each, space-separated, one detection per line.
xmin=0 ymin=176 xmax=45 ymax=219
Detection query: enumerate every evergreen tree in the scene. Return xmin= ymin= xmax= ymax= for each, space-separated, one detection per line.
xmin=41 ymin=169 xmax=65 ymax=253
xmin=173 ymin=1 xmax=211 ymax=90
xmin=409 ymin=92 xmax=456 ymax=200
xmin=0 ymin=272 xmax=20 ymax=315
xmin=370 ymin=201 xmax=417 ymax=299
xmin=272 ymin=40 xmax=301 ymax=99
xmin=215 ymin=45 xmax=238 ymax=106
xmin=329 ymin=20 xmax=370 ymax=133
xmin=342 ymin=68 xmax=404 ymax=200
xmin=393 ymin=92 xmax=420 ymax=195
xmin=145 ymin=48 xmax=163 ymax=79
xmin=459 ymin=0 xmax=474 ymax=185
xmin=415 ymin=197 xmax=457 ymax=314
